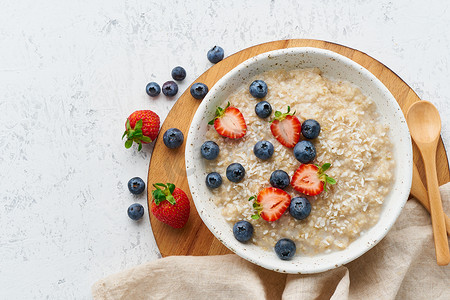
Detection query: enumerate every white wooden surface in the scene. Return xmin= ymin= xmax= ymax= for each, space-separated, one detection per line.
xmin=0 ymin=0 xmax=449 ymax=298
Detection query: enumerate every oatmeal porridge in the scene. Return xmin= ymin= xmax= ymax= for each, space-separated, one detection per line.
xmin=204 ymin=68 xmax=395 ymax=255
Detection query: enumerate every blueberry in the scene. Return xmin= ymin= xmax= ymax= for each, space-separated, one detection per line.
xmin=127 ymin=203 xmax=144 ymax=220
xmin=233 ymin=220 xmax=254 ymax=243
xmin=249 ymin=80 xmax=268 ymax=98
xmin=269 ymin=170 xmax=290 ymax=189
xmin=255 ymin=101 xmax=272 ymax=118
xmin=190 ymin=82 xmax=209 ymax=100
xmin=302 ymin=119 xmax=321 ymax=139
xmin=293 ymin=140 xmax=316 ymax=163
xmin=146 ymin=82 xmax=161 ymax=97
xmin=128 ymin=177 xmax=146 ymax=195
xmin=162 ymin=81 xmax=178 ymax=97
xmin=253 ymin=140 xmax=274 ymax=160
xmin=226 ymin=163 xmax=245 ymax=183
xmin=201 ymin=141 xmax=220 ymax=160
xmin=171 ymin=66 xmax=186 ymax=81
xmin=289 ymin=197 xmax=311 ymax=220
xmin=206 ymin=172 xmax=222 ymax=189
xmin=207 ymin=46 xmax=224 ymax=63
xmin=163 ymin=128 xmax=184 ymax=149
xmin=274 ymin=238 xmax=296 ymax=260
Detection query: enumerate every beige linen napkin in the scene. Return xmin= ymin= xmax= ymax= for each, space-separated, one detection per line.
xmin=92 ymin=184 xmax=450 ymax=300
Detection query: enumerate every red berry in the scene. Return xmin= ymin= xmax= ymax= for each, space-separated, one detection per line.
xmin=251 ymin=187 xmax=291 ymax=222
xmin=291 ymin=163 xmax=336 ymax=196
xmin=123 ymin=110 xmax=160 ymax=151
xmin=151 ymin=183 xmax=190 ymax=229
xmin=209 ymin=102 xmax=246 ymax=139
xmin=270 ymin=106 xmax=301 ymax=148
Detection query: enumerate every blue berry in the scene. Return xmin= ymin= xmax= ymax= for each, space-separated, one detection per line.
xmin=302 ymin=119 xmax=321 ymax=139
xmin=171 ymin=66 xmax=186 ymax=81
xmin=269 ymin=170 xmax=290 ymax=189
xmin=255 ymin=101 xmax=272 ymax=118
xmin=146 ymin=82 xmax=161 ymax=97
xmin=190 ymin=82 xmax=209 ymax=100
xmin=253 ymin=140 xmax=274 ymax=160
xmin=274 ymin=238 xmax=296 ymax=260
xmin=249 ymin=80 xmax=268 ymax=98
xmin=206 ymin=172 xmax=222 ymax=189
xmin=128 ymin=177 xmax=145 ymax=195
xmin=289 ymin=197 xmax=311 ymax=220
xmin=226 ymin=163 xmax=245 ymax=183
xmin=127 ymin=203 xmax=144 ymax=220
xmin=201 ymin=141 xmax=219 ymax=160
xmin=293 ymin=140 xmax=316 ymax=163
xmin=163 ymin=128 xmax=184 ymax=149
xmin=162 ymin=81 xmax=178 ymax=97
xmin=233 ymin=220 xmax=254 ymax=243
xmin=207 ymin=46 xmax=224 ymax=63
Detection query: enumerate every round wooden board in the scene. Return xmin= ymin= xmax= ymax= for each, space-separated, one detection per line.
xmin=147 ymin=39 xmax=450 ymax=257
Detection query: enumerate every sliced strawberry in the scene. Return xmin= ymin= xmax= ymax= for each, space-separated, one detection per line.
xmin=250 ymin=187 xmax=291 ymax=222
xmin=209 ymin=102 xmax=247 ymax=139
xmin=270 ymin=106 xmax=301 ymax=148
xmin=291 ymin=163 xmax=336 ymax=196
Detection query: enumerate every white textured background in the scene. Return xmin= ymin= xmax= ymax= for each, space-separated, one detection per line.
xmin=1 ymin=0 xmax=449 ymax=298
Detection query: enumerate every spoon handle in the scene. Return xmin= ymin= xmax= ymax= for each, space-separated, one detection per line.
xmin=422 ymin=148 xmax=450 ymax=266
xmin=410 ymin=163 xmax=450 ymax=236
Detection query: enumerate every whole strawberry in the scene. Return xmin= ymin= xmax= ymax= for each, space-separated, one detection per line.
xmin=122 ymin=110 xmax=160 ymax=151
xmin=151 ymin=183 xmax=190 ymax=229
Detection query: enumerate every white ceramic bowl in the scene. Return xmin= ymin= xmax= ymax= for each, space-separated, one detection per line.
xmin=185 ymin=47 xmax=412 ymax=274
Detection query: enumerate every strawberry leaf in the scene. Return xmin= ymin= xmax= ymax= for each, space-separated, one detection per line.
xmin=248 ymin=196 xmax=256 ymax=201
xmin=251 ymin=214 xmax=260 ymax=220
xmin=152 ymin=189 xmax=166 ymax=205
xmin=137 ymin=141 xmax=143 ymax=151
xmin=167 ymin=183 xmax=175 ymax=194
xmin=271 ymin=106 xmax=295 ymax=122
xmin=141 ymin=136 xmax=152 ymax=143
xmin=317 ymin=163 xmax=336 ymax=192
xmin=124 ymin=140 xmax=133 ymax=148
xmin=152 ymin=183 xmax=177 ymax=205
xmin=327 ymin=177 xmax=336 ymax=185
xmin=209 ymin=102 xmax=231 ymax=125
xmin=320 ymin=163 xmax=331 ymax=172
xmin=135 ymin=119 xmax=143 ymax=130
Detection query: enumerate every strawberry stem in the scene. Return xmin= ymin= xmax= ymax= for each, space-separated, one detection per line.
xmin=208 ymin=102 xmax=231 ymax=125
xmin=122 ymin=119 xmax=153 ymax=151
xmin=152 ymin=183 xmax=177 ymax=205
xmin=317 ymin=163 xmax=336 ymax=192
xmin=270 ymin=106 xmax=296 ymax=123
xmin=250 ymin=198 xmax=262 ymax=219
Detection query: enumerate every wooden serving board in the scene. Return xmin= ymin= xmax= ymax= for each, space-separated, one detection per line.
xmin=147 ymin=39 xmax=450 ymax=257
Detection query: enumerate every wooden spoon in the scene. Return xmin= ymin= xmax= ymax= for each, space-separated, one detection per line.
xmin=407 ymin=100 xmax=450 ymax=266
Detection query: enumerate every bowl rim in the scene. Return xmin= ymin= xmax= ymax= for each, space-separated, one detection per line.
xmin=185 ymin=46 xmax=413 ymax=274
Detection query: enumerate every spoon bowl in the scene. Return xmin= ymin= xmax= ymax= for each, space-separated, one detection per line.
xmin=407 ymin=101 xmax=441 ymax=144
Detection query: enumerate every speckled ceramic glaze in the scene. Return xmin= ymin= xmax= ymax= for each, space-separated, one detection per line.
xmin=185 ymin=47 xmax=412 ymax=274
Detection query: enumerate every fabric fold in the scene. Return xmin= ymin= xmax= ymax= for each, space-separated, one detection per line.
xmin=92 ymin=184 xmax=450 ymax=300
